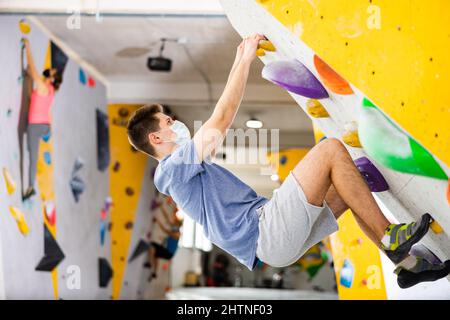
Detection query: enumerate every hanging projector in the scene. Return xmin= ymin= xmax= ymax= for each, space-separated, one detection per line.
xmin=147 ymin=38 xmax=172 ymax=72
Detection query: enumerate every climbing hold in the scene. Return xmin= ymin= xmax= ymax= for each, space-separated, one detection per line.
xmin=44 ymin=201 xmax=56 ymax=226
xmin=256 ymin=48 xmax=266 ymax=57
xmin=262 ymin=60 xmax=329 ymax=99
xmin=87 ymin=76 xmax=96 ymax=88
xmin=79 ymin=68 xmax=86 ymax=85
xmin=125 ymin=187 xmax=135 ymax=196
xmin=430 ymin=220 xmax=444 ymax=234
xmin=118 ymin=108 xmax=129 ymax=118
xmin=339 ymin=259 xmax=354 ymax=288
xmin=43 ymin=151 xmax=52 ymax=165
xmin=69 ymin=168 xmax=85 ymax=203
xmin=258 ymin=40 xmax=276 ymax=52
xmin=112 ymin=161 xmax=120 ymax=172
xmin=359 ymin=98 xmax=448 ymax=180
xmin=128 ymin=239 xmax=150 ymax=262
xmin=2 ymin=167 xmax=16 ymax=195
xmin=354 ymin=157 xmax=389 ymax=192
xmin=100 ymin=221 xmax=107 ymax=246
xmin=342 ymin=121 xmax=362 ymax=148
xmin=41 ymin=131 xmax=51 ymax=142
xmin=9 ymin=206 xmax=29 ymax=236
xmin=313 ymin=55 xmax=353 ymax=95
xmin=125 ymin=221 xmax=134 ymax=230
xmin=19 ymin=19 xmax=31 ymax=34
xmin=99 ymin=258 xmax=113 ymax=288
xmin=35 ymin=224 xmax=65 ymax=271
xmin=447 ymin=179 xmax=450 ymax=206
xmin=6 ymin=108 xmax=12 ymax=117
xmin=306 ymin=99 xmax=329 ymax=118
xmin=280 ymin=155 xmax=287 ymax=165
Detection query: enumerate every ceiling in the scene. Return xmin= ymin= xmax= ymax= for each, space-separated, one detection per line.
xmin=38 ymin=15 xmax=268 ymax=83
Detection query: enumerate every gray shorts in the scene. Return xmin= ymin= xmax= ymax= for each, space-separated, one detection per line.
xmin=256 ymin=171 xmax=339 ymax=267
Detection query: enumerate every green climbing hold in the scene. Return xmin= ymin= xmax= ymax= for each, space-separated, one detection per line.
xmin=359 ymin=98 xmax=447 ymax=180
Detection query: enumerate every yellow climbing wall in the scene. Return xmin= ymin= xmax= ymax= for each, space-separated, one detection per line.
xmin=35 ymin=42 xmax=58 ymax=300
xmin=257 ymin=0 xmax=450 ymax=166
xmin=108 ymin=104 xmax=148 ymax=300
xmin=267 ymin=148 xmax=309 ymax=182
xmin=330 ymin=211 xmax=387 ymax=300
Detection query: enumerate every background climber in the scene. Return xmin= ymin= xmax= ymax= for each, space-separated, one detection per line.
xmin=21 ymin=38 xmax=62 ymax=200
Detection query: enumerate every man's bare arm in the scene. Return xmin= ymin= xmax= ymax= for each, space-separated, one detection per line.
xmin=193 ymin=34 xmax=265 ymax=161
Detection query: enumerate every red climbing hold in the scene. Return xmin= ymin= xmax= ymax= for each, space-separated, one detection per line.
xmin=87 ymin=76 xmax=96 ymax=88
xmin=313 ymin=55 xmax=353 ymax=95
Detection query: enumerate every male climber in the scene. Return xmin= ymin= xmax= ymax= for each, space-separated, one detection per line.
xmin=127 ymin=34 xmax=450 ymax=288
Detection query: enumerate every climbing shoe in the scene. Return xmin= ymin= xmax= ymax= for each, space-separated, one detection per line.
xmin=22 ymin=186 xmax=36 ymax=201
xmin=381 ymin=213 xmax=433 ymax=264
xmin=395 ymin=257 xmax=450 ymax=289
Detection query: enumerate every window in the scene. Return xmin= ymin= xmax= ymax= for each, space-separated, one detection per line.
xmin=178 ymin=210 xmax=212 ymax=252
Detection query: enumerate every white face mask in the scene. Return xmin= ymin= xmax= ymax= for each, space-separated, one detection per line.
xmin=169 ymin=120 xmax=191 ymax=146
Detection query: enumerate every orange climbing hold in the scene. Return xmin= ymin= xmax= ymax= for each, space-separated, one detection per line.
xmin=313 ymin=55 xmax=353 ymax=95
xmin=306 ymin=99 xmax=330 ymax=118
xmin=447 ymin=179 xmax=450 ymax=206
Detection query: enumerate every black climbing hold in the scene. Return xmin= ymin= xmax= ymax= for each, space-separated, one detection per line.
xmin=35 ymin=224 xmax=65 ymax=272
xmin=113 ymin=161 xmax=120 ymax=172
xmin=128 ymin=239 xmax=150 ymax=262
xmin=99 ymin=257 xmax=113 ymax=288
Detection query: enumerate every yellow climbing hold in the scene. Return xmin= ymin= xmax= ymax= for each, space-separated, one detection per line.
xmin=2 ymin=167 xmax=16 ymax=195
xmin=342 ymin=122 xmax=362 ymax=148
xmin=256 ymin=48 xmax=266 ymax=56
xmin=430 ymin=220 xmax=444 ymax=234
xmin=9 ymin=206 xmax=29 ymax=236
xmin=258 ymin=40 xmax=276 ymax=52
xmin=19 ymin=19 xmax=31 ymax=34
xmin=306 ymin=99 xmax=330 ymax=118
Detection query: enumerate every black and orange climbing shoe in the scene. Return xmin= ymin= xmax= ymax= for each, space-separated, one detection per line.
xmin=395 ymin=257 xmax=450 ymax=289
xmin=381 ymin=213 xmax=433 ymax=264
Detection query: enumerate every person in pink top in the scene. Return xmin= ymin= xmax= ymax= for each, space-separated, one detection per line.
xmin=22 ymin=38 xmax=62 ymax=200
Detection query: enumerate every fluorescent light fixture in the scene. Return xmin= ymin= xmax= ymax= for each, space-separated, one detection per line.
xmin=246 ymin=118 xmax=263 ymax=129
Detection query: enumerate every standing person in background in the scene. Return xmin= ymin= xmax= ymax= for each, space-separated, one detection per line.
xmin=22 ymin=38 xmax=62 ymax=201
xmin=146 ymin=197 xmax=183 ymax=281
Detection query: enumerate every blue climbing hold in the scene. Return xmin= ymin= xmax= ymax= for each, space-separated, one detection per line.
xmin=42 ymin=131 xmax=51 ymax=142
xmin=43 ymin=151 xmax=52 ymax=165
xmin=280 ymin=155 xmax=287 ymax=165
xmin=79 ymin=68 xmax=87 ymax=85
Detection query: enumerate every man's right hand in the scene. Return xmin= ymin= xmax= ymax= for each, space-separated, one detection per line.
xmin=241 ymin=33 xmax=266 ymax=64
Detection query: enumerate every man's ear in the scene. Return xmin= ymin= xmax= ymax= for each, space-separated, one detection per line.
xmin=148 ymin=132 xmax=161 ymax=145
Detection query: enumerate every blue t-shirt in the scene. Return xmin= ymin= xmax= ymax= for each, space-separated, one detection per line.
xmin=154 ymin=140 xmax=269 ymax=270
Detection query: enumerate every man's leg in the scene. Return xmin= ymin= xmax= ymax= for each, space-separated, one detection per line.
xmin=292 ymin=138 xmax=390 ymax=240
xmin=292 ymin=138 xmax=431 ymax=264
xmin=325 ymin=184 xmax=381 ymax=245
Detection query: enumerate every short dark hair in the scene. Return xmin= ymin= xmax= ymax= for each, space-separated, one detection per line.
xmin=127 ymin=104 xmax=164 ymax=157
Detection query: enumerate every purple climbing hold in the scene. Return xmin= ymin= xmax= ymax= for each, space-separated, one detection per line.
xmin=262 ymin=60 xmax=329 ymax=99
xmin=354 ymin=157 xmax=389 ymax=192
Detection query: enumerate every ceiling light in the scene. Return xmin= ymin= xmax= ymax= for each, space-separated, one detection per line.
xmin=246 ymin=118 xmax=263 ymax=129
xmin=270 ymin=174 xmax=279 ymax=182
